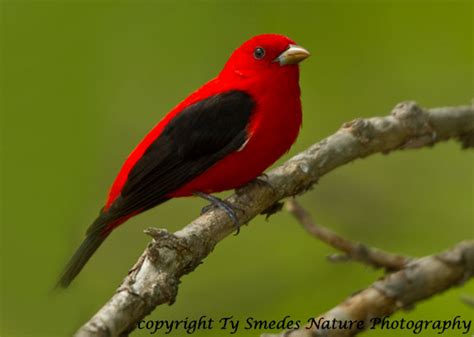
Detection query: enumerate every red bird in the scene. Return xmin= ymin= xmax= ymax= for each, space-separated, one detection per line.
xmin=58 ymin=34 xmax=310 ymax=287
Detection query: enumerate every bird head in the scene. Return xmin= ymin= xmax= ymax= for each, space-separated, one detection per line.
xmin=221 ymin=34 xmax=310 ymax=78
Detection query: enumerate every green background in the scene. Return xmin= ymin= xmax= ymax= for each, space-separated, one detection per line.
xmin=1 ymin=1 xmax=473 ymax=336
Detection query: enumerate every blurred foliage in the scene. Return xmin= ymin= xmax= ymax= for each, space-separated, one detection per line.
xmin=1 ymin=1 xmax=473 ymax=336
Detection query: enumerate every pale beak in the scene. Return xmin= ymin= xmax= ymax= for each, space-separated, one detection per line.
xmin=275 ymin=44 xmax=310 ymax=66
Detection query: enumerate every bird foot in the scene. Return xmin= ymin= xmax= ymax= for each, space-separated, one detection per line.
xmin=194 ymin=192 xmax=242 ymax=235
xmin=254 ymin=173 xmax=270 ymax=186
xmin=253 ymin=173 xmax=277 ymax=195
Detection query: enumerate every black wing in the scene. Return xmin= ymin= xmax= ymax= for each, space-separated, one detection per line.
xmin=59 ymin=91 xmax=254 ymax=287
xmin=107 ymin=90 xmax=255 ymax=219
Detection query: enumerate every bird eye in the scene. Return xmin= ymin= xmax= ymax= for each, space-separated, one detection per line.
xmin=253 ymin=47 xmax=266 ymax=60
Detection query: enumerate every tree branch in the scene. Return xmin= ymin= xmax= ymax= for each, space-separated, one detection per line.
xmin=75 ymin=101 xmax=474 ymax=337
xmin=285 ymin=199 xmax=410 ymax=271
xmin=262 ymin=240 xmax=474 ymax=337
xmin=263 ymin=201 xmax=473 ymax=336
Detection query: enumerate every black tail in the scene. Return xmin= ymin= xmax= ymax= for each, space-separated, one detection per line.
xmin=57 ymin=214 xmax=110 ymax=288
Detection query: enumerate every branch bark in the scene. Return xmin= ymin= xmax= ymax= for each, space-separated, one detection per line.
xmin=264 ymin=201 xmax=474 ymax=336
xmin=285 ymin=199 xmax=410 ymax=271
xmin=75 ymin=101 xmax=474 ymax=337
xmin=262 ymin=240 xmax=474 ymax=337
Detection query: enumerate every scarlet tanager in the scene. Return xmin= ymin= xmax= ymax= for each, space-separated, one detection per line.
xmin=58 ymin=34 xmax=310 ymax=287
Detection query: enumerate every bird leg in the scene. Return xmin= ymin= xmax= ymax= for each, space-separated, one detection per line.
xmin=194 ymin=191 xmax=241 ymax=235
xmin=254 ymin=173 xmax=272 ymax=188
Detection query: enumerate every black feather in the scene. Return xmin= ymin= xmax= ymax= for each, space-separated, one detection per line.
xmin=111 ymin=90 xmax=254 ymax=218
xmin=57 ymin=213 xmax=109 ymax=288
xmin=57 ymin=90 xmax=254 ymax=287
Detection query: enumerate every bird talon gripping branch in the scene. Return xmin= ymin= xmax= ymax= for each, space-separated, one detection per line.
xmin=58 ymin=34 xmax=310 ymax=287
xmin=194 ymin=191 xmax=240 ymax=234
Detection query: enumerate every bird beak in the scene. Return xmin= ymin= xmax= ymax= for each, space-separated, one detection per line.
xmin=275 ymin=44 xmax=310 ymax=66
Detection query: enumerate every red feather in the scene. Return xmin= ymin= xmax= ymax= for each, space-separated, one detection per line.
xmin=58 ymin=33 xmax=308 ymax=287
xmin=106 ymin=34 xmax=302 ymax=207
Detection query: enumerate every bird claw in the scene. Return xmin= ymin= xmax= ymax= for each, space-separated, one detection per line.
xmin=194 ymin=192 xmax=241 ymax=235
xmin=253 ymin=173 xmax=277 ymax=194
xmin=200 ymin=203 xmax=214 ymax=215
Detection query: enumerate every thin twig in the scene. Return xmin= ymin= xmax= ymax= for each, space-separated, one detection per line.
xmin=460 ymin=294 xmax=474 ymax=307
xmin=262 ymin=240 xmax=474 ymax=337
xmin=286 ymin=199 xmax=410 ymax=271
